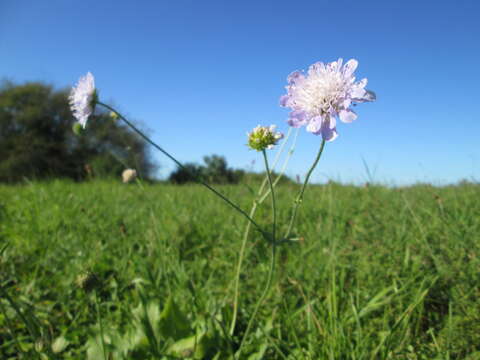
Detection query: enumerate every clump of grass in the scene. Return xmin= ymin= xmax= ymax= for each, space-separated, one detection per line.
xmin=0 ymin=180 xmax=479 ymax=358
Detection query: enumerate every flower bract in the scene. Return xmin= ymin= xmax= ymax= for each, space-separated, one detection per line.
xmin=280 ymin=59 xmax=375 ymax=141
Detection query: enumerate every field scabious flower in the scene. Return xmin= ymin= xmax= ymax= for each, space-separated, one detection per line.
xmin=69 ymin=72 xmax=97 ymax=129
xmin=280 ymin=59 xmax=375 ymax=141
xmin=247 ymin=125 xmax=284 ymax=151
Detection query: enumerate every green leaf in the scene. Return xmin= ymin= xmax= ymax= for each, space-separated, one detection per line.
xmin=158 ymin=295 xmax=191 ymax=341
xmin=51 ymin=336 xmax=69 ymax=353
xmin=167 ymin=331 xmax=218 ymax=359
xmin=86 ymin=335 xmax=105 ymax=360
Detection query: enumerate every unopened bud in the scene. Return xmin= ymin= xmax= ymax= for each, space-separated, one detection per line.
xmin=109 ymin=111 xmax=119 ymax=121
xmin=72 ymin=122 xmax=84 ymax=135
xmin=247 ymin=125 xmax=283 ymax=151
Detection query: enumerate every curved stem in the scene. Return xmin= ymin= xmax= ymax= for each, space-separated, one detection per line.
xmin=284 ymin=139 xmax=326 ymax=240
xmin=97 ymin=102 xmax=268 ymax=240
xmin=229 ymin=130 xmax=297 ymax=336
xmin=235 ymin=150 xmax=277 ymax=358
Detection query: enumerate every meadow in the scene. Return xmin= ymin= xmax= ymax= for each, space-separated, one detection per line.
xmin=0 ymin=180 xmax=479 ymax=359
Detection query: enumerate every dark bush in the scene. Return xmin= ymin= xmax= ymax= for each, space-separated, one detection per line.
xmin=169 ymin=155 xmax=244 ymax=184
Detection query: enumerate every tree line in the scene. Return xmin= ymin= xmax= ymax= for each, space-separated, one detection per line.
xmin=0 ymin=81 xmax=154 ymax=182
xmin=0 ymin=80 xmax=294 ymax=185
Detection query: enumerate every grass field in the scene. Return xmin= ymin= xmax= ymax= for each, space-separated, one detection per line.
xmin=0 ymin=180 xmax=479 ymax=359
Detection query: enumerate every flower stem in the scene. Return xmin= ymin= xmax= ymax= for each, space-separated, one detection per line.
xmin=97 ymin=102 xmax=269 ymax=241
xmin=235 ymin=150 xmax=277 ymax=358
xmin=228 ymin=202 xmax=257 ymax=336
xmin=262 ymin=150 xmax=277 ymax=246
xmin=229 ymin=129 xmax=297 ymax=336
xmin=236 ymin=244 xmax=276 ymax=359
xmin=284 ymin=139 xmax=326 ymax=240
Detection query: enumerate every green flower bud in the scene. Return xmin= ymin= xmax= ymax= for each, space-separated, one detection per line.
xmin=109 ymin=111 xmax=119 ymax=121
xmin=72 ymin=122 xmax=84 ymax=136
xmin=247 ymin=125 xmax=284 ymax=151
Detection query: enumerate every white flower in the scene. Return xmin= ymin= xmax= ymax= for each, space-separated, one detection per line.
xmin=280 ymin=59 xmax=375 ymax=141
xmin=122 ymin=169 xmax=137 ymax=183
xmin=69 ymin=72 xmax=96 ymax=128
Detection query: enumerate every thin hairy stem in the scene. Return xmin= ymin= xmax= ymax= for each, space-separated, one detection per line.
xmin=262 ymin=150 xmax=277 ymax=244
xmin=236 ymin=244 xmax=276 ymax=358
xmin=229 ymin=129 xmax=298 ymax=336
xmin=235 ymin=150 xmax=278 ymax=358
xmin=97 ymin=102 xmax=268 ymax=240
xmin=284 ymin=139 xmax=326 ymax=239
xmin=258 ymin=128 xmax=299 ymax=204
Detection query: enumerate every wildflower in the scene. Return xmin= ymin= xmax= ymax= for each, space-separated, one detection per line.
xmin=69 ymin=72 xmax=97 ymax=129
xmin=122 ymin=168 xmax=137 ymax=183
xmin=247 ymin=125 xmax=283 ymax=151
xmin=280 ymin=59 xmax=375 ymax=141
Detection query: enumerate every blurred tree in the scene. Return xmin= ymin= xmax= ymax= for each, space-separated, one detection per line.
xmin=169 ymin=155 xmax=244 ymax=184
xmin=202 ymin=155 xmax=243 ymax=184
xmin=168 ymin=162 xmax=206 ymax=184
xmin=0 ymin=81 xmax=155 ymax=182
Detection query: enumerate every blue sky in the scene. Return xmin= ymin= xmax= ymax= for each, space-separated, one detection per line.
xmin=1 ymin=0 xmax=479 ymax=184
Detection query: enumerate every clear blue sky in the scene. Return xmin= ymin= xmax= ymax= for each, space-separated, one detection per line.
xmin=1 ymin=0 xmax=479 ymax=184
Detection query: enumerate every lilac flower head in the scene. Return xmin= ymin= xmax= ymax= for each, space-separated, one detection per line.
xmin=247 ymin=125 xmax=284 ymax=151
xmin=280 ymin=59 xmax=375 ymax=141
xmin=69 ymin=72 xmax=97 ymax=129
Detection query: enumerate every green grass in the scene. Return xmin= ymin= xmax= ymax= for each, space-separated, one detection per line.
xmin=0 ymin=179 xmax=479 ymax=359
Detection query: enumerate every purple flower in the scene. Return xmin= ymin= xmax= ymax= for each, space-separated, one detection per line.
xmin=69 ymin=72 xmax=96 ymax=128
xmin=280 ymin=59 xmax=375 ymax=141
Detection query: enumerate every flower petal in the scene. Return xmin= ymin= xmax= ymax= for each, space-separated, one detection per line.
xmin=363 ymin=90 xmax=376 ymax=102
xmin=322 ymin=126 xmax=338 ymax=141
xmin=308 ymin=61 xmax=325 ymax=75
xmin=321 ymin=116 xmax=338 ymax=141
xmin=287 ymin=110 xmax=308 ymax=128
xmin=279 ymin=95 xmax=290 ymax=107
xmin=338 ymin=109 xmax=357 ymax=123
xmin=351 ymin=80 xmax=367 ymax=100
xmin=287 ymin=71 xmax=304 ymax=85
xmin=351 ymin=78 xmax=367 ymax=99
xmin=306 ymin=116 xmax=323 ymax=134
xmin=336 ymin=58 xmax=343 ymax=69
xmin=343 ymin=59 xmax=358 ymax=77
xmin=353 ymin=88 xmax=376 ymax=103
